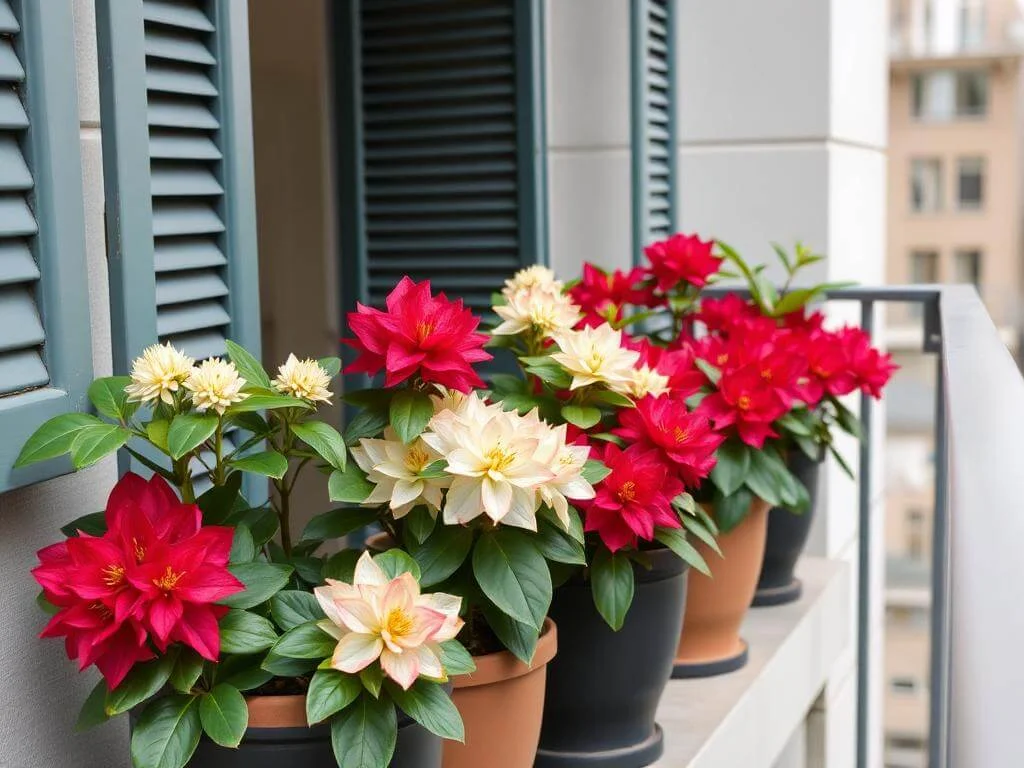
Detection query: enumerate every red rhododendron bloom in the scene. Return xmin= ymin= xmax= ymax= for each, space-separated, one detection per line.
xmin=643 ymin=233 xmax=723 ymax=292
xmin=344 ymin=277 xmax=492 ymax=392
xmin=838 ymin=327 xmax=898 ymax=398
xmin=791 ymin=330 xmax=857 ymax=404
xmin=32 ymin=473 xmax=243 ymax=689
xmin=613 ymin=394 xmax=723 ymax=486
xmin=579 ymin=443 xmax=683 ymax=552
xmin=696 ymin=294 xmax=759 ymax=334
xmin=570 ymin=263 xmax=652 ymax=325
xmin=626 ymin=338 xmax=706 ymax=397
xmin=697 ymin=363 xmax=789 ymax=448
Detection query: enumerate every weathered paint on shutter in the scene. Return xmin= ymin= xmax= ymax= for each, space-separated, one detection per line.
xmin=631 ymin=0 xmax=677 ymax=264
xmin=334 ymin=0 xmax=547 ymax=321
xmin=0 ymin=0 xmax=94 ymax=492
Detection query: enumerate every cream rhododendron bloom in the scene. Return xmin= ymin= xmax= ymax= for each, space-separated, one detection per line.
xmin=315 ymin=552 xmax=463 ymax=690
xmin=124 ymin=342 xmax=194 ymax=405
xmin=620 ymin=364 xmax=671 ymax=399
xmin=352 ymin=427 xmax=449 ymax=517
xmin=551 ymin=323 xmax=640 ymax=391
xmin=502 ymin=264 xmax=561 ymax=295
xmin=184 ymin=358 xmax=248 ymax=415
xmin=492 ymin=284 xmax=582 ymax=339
xmin=429 ymin=385 xmax=469 ymax=416
xmin=522 ymin=414 xmax=595 ymax=528
xmin=273 ymin=353 xmax=332 ymax=404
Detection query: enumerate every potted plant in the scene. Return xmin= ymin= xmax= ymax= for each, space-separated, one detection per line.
xmin=20 ymin=341 xmax=470 ymax=767
xmin=330 ymin=277 xmax=598 ymax=768
xmin=485 ymin=265 xmax=722 ymax=767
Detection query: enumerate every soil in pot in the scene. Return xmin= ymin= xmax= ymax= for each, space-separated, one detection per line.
xmin=753 ymin=451 xmax=824 ymax=607
xmin=184 ymin=694 xmax=441 ymax=768
xmin=443 ymin=618 xmax=558 ymax=768
xmin=535 ymin=549 xmax=688 ymax=768
xmin=673 ymin=498 xmax=770 ymax=678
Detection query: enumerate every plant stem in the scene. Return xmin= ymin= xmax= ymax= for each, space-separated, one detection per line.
xmin=213 ymin=417 xmax=225 ymax=486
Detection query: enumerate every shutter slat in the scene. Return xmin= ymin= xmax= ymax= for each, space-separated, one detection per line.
xmin=157 ymin=300 xmax=230 ymax=336
xmin=145 ymin=28 xmax=216 ymax=65
xmin=155 ymin=239 xmax=227 ymax=272
xmin=364 ymin=102 xmax=514 ymax=124
xmin=151 ymin=163 xmax=224 ymax=197
xmin=147 ymin=62 xmax=218 ymax=97
xmin=0 ymin=241 xmax=38 ymax=286
xmin=367 ymin=217 xmax=517 ymax=234
xmin=367 ymin=120 xmax=514 ymax=144
xmin=368 ymin=255 xmax=523 ymax=272
xmin=0 ymin=195 xmax=37 ymax=236
xmin=0 ymin=37 xmax=24 ymax=81
xmin=149 ymin=131 xmax=222 ymax=160
xmin=0 ymin=1 xmax=17 ymax=34
xmin=365 ymin=140 xmax=515 ymax=161
xmin=370 ymin=235 xmax=518 ymax=251
xmin=363 ymin=82 xmax=514 ymax=107
xmin=363 ymin=43 xmax=514 ymax=70
xmin=0 ymin=348 xmax=47 ymax=395
xmin=152 ymin=201 xmax=225 ymax=236
xmin=0 ymin=285 xmax=45 ymax=352
xmin=362 ymin=6 xmax=512 ymax=31
xmin=0 ymin=135 xmax=31 ymax=191
xmin=364 ymin=63 xmax=513 ymax=88
xmin=365 ymin=160 xmax=515 ymax=179
xmin=143 ymin=0 xmax=215 ymax=32
xmin=170 ymin=330 xmax=228 ymax=362
xmin=148 ymin=97 xmax=219 ymax=129
xmin=367 ymin=179 xmax=517 ymax=198
xmin=367 ymin=198 xmax=517 ymax=216
xmin=156 ymin=271 xmax=229 ymax=306
xmin=0 ymin=90 xmax=27 ymax=129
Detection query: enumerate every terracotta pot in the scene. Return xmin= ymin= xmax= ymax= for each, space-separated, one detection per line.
xmin=443 ymin=618 xmax=558 ymax=768
xmin=183 ymin=693 xmax=440 ymax=767
xmin=673 ymin=497 xmax=770 ymax=678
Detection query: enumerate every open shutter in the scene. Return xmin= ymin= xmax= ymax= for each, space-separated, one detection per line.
xmin=631 ymin=0 xmax=677 ymax=263
xmin=97 ymin=0 xmax=260 ymax=370
xmin=334 ymin=0 xmax=547 ymax=321
xmin=0 ymin=0 xmax=93 ymax=492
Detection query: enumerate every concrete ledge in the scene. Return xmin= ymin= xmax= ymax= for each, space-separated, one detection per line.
xmin=653 ymin=557 xmax=850 ymax=767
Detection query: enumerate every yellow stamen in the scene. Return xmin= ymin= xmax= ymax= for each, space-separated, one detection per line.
xmin=152 ymin=565 xmax=185 ymax=592
xmin=485 ymin=445 xmax=515 ymax=473
xmin=132 ymin=537 xmax=146 ymax=563
xmin=737 ymin=395 xmax=752 ymax=411
xmin=617 ymin=480 xmax=637 ymax=502
xmin=102 ymin=564 xmax=125 ymax=587
xmin=405 ymin=444 xmax=432 ymax=473
xmin=672 ymin=426 xmax=691 ymax=444
xmin=415 ymin=322 xmax=434 ymax=342
xmin=384 ymin=608 xmax=414 ymax=639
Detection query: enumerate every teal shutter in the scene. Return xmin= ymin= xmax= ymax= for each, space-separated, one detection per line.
xmin=631 ymin=0 xmax=677 ymax=265
xmin=334 ymin=0 xmax=547 ymax=320
xmin=0 ymin=0 xmax=94 ymax=492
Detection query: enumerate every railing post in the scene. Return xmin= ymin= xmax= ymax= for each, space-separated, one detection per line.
xmin=856 ymin=299 xmax=875 ymax=768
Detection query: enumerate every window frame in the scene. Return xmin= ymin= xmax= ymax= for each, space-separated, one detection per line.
xmin=955 ymin=156 xmax=985 ymax=210
xmin=909 ymin=157 xmax=943 ymax=213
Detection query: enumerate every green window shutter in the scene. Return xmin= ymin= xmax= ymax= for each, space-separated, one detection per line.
xmin=96 ymin=0 xmax=260 ymax=370
xmin=0 ymin=0 xmax=94 ymax=492
xmin=334 ymin=0 xmax=547 ymax=321
xmin=631 ymin=0 xmax=677 ymax=265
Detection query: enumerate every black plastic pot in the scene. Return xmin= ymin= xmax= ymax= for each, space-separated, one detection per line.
xmin=752 ymin=450 xmax=824 ymax=607
xmin=185 ymin=709 xmax=439 ymax=768
xmin=535 ymin=548 xmax=688 ymax=768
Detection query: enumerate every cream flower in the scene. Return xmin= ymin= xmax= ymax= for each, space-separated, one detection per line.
xmin=421 ymin=398 xmax=554 ymax=530
xmin=524 ymin=417 xmax=595 ymax=528
xmin=123 ymin=342 xmax=194 ymax=405
xmin=492 ymin=284 xmax=583 ymax=339
xmin=550 ymin=323 xmax=641 ymax=391
xmin=502 ymin=264 xmax=562 ymax=296
xmin=618 ymin=365 xmax=671 ymax=399
xmin=351 ymin=427 xmax=449 ymax=517
xmin=429 ymin=385 xmax=469 ymax=416
xmin=183 ymin=358 xmax=248 ymax=415
xmin=315 ymin=552 xmax=463 ymax=690
xmin=273 ymin=354 xmax=332 ymax=404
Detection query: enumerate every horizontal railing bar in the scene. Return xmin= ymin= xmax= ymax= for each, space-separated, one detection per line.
xmin=702 ymin=283 xmax=943 ymax=303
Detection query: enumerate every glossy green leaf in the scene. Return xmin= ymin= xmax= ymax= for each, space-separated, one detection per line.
xmin=105 ymin=651 xmax=177 ymax=716
xmin=167 ymin=413 xmax=218 ymax=460
xmin=481 ymin=603 xmax=538 ymax=665
xmin=560 ymin=405 xmax=602 ymax=430
xmin=581 ymin=459 xmax=611 ymax=485
xmin=271 ymin=590 xmax=326 ymax=631
xmin=374 ymin=549 xmax=421 ymax=581
xmin=306 ymin=669 xmax=362 ymax=725
xmin=682 ymin=515 xmax=722 ymax=556
xmin=169 ymin=649 xmax=205 ymax=695
xmin=129 ymin=695 xmax=201 ymax=768
xmin=389 ymin=390 xmax=434 ymax=444
xmin=472 ymin=529 xmax=551 ymax=630
xmin=291 ymin=420 xmax=348 ymax=471
xmin=199 ymin=684 xmax=248 ymax=748
xmin=220 ymin=563 xmax=294 ymax=609
xmin=715 ymin=486 xmax=754 ymax=534
xmin=590 ymin=548 xmax=635 ymax=631
xmin=535 ymin=518 xmax=586 ymax=565
xmin=219 ymin=609 xmax=279 ymax=654
xmin=270 ymin=621 xmax=337 ymax=660
xmin=229 ymin=450 xmax=288 ymax=480
xmin=324 ymin=550 xmax=361 ymax=581
xmin=437 ymin=640 xmax=475 ymax=676
xmin=709 ymin=440 xmax=751 ymax=497
xmin=386 ymin=680 xmax=464 ymax=742
xmin=15 ymin=412 xmax=103 ymax=467
xmin=328 ymin=465 xmax=375 ymax=504
xmin=70 ymin=424 xmax=132 ymax=469
xmin=413 ymin=524 xmax=474 ymax=587
xmin=229 ymin=525 xmax=256 ymax=564
xmin=60 ymin=511 xmax=107 ymax=538
xmin=75 ymin=680 xmax=110 ymax=732
xmin=654 ymin=526 xmax=710 ymax=576
xmin=330 ymin=692 xmax=397 ymax=768
xmin=301 ymin=506 xmax=379 ymax=542
xmin=88 ymin=376 xmax=135 ymax=421
xmin=225 ymin=339 xmax=272 ymax=389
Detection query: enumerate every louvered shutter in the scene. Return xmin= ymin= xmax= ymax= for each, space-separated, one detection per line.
xmin=0 ymin=1 xmax=94 ymax=492
xmin=632 ymin=0 xmax=677 ymax=262
xmin=335 ymin=0 xmax=547 ymax=320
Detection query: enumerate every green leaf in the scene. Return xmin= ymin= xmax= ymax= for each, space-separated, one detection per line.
xmin=169 ymin=649 xmax=205 ymax=695
xmin=744 ymin=449 xmax=786 ymax=507
xmin=413 ymin=524 xmax=474 ymax=587
xmin=70 ymin=424 xmax=132 ymax=469
xmin=342 ymin=388 xmax=393 ymax=409
xmin=261 ymin=649 xmax=319 ymax=678
xmin=167 ymin=413 xmax=218 ymax=460
xmin=525 ymin=360 xmax=572 ymax=389
xmin=405 ymin=505 xmax=436 ymax=544
xmin=324 ymin=550 xmax=361 ymax=581
xmin=270 ymin=621 xmax=337 ymax=660
xmin=590 ymin=548 xmax=635 ymax=631
xmin=15 ymin=412 xmax=103 ymax=467
xmin=229 ymin=449 xmax=288 ymax=479
xmin=197 ymin=472 xmax=244 ymax=525
xmin=343 ymin=408 xmax=389 ymax=445
xmin=60 ymin=511 xmax=107 ymax=538
xmin=472 ymin=529 xmax=551 ymax=630
xmin=834 ymin=401 xmax=864 ymax=440
xmin=386 ymin=680 xmax=464 ymax=742
xmin=229 ymin=391 xmax=313 ymax=413
xmin=772 ymin=287 xmax=818 ymax=317
xmin=481 ymin=604 xmax=538 ymax=664
xmin=710 ymin=441 xmax=751 ymax=497
xmin=230 ymin=525 xmax=256 ymax=564
xmin=301 ymin=506 xmax=379 ymax=542
xmin=694 ymin=358 xmax=722 ymax=386
xmin=438 ymin=640 xmax=476 ymax=676
xmin=581 ymin=459 xmax=611 ymax=485
xmin=682 ymin=515 xmax=722 ymax=556
xmin=487 ymin=373 xmax=526 ymax=396
xmin=560 ymin=405 xmax=602 ymax=430
xmin=830 ymin=443 xmax=856 ymax=480
xmin=88 ymin=376 xmax=135 ymax=421
xmin=535 ymin=518 xmax=586 ymax=565
xmin=318 ymin=356 xmax=342 ymax=378
xmin=591 ymin=390 xmax=635 ymax=408
xmin=715 ymin=486 xmax=754 ymax=534
xmin=374 ymin=549 xmax=421 ymax=581
xmin=271 ymin=590 xmax=326 ymax=631
xmin=306 ymin=669 xmax=362 ymax=725
xmin=199 ymin=684 xmax=248 ymax=748
xmin=292 ymin=555 xmax=328 ymax=585
xmin=130 ymin=695 xmax=202 ymax=768
xmin=220 ymin=562 xmax=294 ymax=609
xmin=219 ymin=609 xmax=279 ymax=654
xmin=654 ymin=526 xmax=710 ymax=576
xmin=228 ymin=506 xmax=279 ymax=547
xmin=672 ymin=492 xmax=697 ymax=515
xmin=291 ymin=420 xmax=348 ymax=471
xmin=146 ymin=419 xmax=171 ymax=452
xmin=360 ymin=664 xmax=384 ymax=698
xmin=495 ymin=393 xmax=544 ymax=415
xmin=539 ymin=505 xmax=584 ymax=544
xmin=389 ymin=389 xmax=434 ymax=444
xmin=778 ymin=412 xmax=813 ymax=436
xmin=328 ymin=464 xmax=375 ymax=504
xmin=75 ymin=680 xmax=110 ymax=731
xmin=106 ymin=652 xmax=177 ymax=716
xmin=225 ymin=339 xmax=272 ymax=389
xmin=227 ymin=410 xmax=271 ymax=437
xmin=330 ymin=692 xmax=397 ymax=768
xmin=215 ymin=655 xmax=274 ymax=692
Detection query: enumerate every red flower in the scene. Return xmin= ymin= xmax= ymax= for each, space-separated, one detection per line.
xmin=643 ymin=233 xmax=723 ymax=292
xmin=579 ymin=443 xmax=683 ymax=552
xmin=613 ymin=394 xmax=723 ymax=486
xmin=696 ymin=294 xmax=759 ymax=334
xmin=570 ymin=263 xmax=651 ymax=325
xmin=32 ymin=473 xmax=243 ymax=689
xmin=626 ymin=338 xmax=706 ymax=398
xmin=839 ymin=327 xmax=898 ymax=398
xmin=697 ymin=363 xmax=788 ymax=448
xmin=344 ymin=277 xmax=492 ymax=392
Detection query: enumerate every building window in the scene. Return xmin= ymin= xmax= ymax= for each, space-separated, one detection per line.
xmin=910 ymin=158 xmax=942 ymax=212
xmin=890 ymin=676 xmax=921 ymax=695
xmin=912 ymin=70 xmax=988 ymax=119
xmin=955 ymin=70 xmax=988 ymax=116
xmin=958 ymin=0 xmax=986 ymax=50
xmin=954 ymin=249 xmax=983 ymax=293
xmin=956 ymin=157 xmax=984 ymax=209
xmin=906 ymin=508 xmax=926 ymax=560
xmin=909 ymin=250 xmax=939 ymax=284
